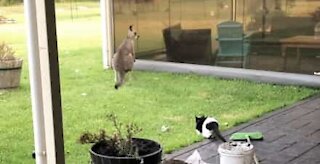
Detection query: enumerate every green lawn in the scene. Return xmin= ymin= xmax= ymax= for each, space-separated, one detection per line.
xmin=0 ymin=2 xmax=319 ymax=164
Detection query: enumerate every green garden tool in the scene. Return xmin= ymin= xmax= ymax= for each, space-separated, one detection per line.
xmin=230 ymin=132 xmax=263 ymax=141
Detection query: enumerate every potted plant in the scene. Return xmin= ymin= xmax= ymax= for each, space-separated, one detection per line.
xmin=79 ymin=113 xmax=162 ymax=164
xmin=0 ymin=42 xmax=23 ymax=89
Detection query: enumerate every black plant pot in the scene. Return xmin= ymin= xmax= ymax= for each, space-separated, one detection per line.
xmin=90 ymin=138 xmax=162 ymax=164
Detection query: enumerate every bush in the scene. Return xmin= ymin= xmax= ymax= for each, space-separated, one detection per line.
xmin=0 ymin=42 xmax=16 ymax=61
xmin=79 ymin=113 xmax=143 ymax=157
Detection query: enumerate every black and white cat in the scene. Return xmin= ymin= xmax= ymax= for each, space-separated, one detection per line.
xmin=195 ymin=116 xmax=226 ymax=142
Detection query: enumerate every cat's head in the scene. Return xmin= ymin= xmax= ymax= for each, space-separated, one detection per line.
xmin=195 ymin=115 xmax=207 ymax=134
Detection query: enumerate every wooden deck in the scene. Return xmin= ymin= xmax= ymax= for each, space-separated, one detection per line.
xmin=165 ymin=94 xmax=320 ymax=164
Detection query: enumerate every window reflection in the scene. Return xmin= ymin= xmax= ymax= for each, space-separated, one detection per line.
xmin=113 ymin=0 xmax=320 ymax=75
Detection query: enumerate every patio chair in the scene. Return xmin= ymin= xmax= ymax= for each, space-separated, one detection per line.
xmin=163 ymin=24 xmax=212 ymax=64
xmin=215 ymin=21 xmax=250 ymax=68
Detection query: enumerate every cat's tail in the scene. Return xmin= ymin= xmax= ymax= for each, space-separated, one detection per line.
xmin=213 ymin=129 xmax=227 ymax=142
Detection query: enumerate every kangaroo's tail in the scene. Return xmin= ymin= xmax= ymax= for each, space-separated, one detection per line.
xmin=114 ymin=71 xmax=125 ymax=90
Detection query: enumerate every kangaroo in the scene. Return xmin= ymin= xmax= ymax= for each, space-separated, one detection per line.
xmin=112 ymin=25 xmax=139 ymax=89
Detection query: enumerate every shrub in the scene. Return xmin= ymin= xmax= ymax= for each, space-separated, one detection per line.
xmin=79 ymin=113 xmax=142 ymax=157
xmin=0 ymin=42 xmax=16 ymax=61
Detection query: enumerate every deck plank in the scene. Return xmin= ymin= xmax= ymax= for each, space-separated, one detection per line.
xmin=165 ymin=95 xmax=320 ymax=164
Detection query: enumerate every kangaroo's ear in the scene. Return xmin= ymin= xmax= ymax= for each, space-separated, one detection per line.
xmin=129 ymin=25 xmax=133 ymax=31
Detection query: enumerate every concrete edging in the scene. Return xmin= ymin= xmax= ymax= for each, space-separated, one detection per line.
xmin=134 ymin=60 xmax=320 ymax=88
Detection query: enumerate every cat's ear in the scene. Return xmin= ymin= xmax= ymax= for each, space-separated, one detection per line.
xmin=195 ymin=116 xmax=199 ymax=122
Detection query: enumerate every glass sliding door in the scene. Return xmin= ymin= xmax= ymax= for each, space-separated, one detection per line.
xmin=245 ymin=0 xmax=320 ymax=74
xmin=113 ymin=0 xmax=169 ymax=58
xmin=113 ymin=0 xmax=320 ymax=75
xmin=163 ymin=0 xmax=224 ymax=64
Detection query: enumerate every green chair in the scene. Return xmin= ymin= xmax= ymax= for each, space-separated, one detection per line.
xmin=215 ymin=21 xmax=250 ymax=68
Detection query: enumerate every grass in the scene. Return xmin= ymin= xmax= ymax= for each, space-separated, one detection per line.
xmin=0 ymin=66 xmax=318 ymax=164
xmin=0 ymin=2 xmax=319 ymax=164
